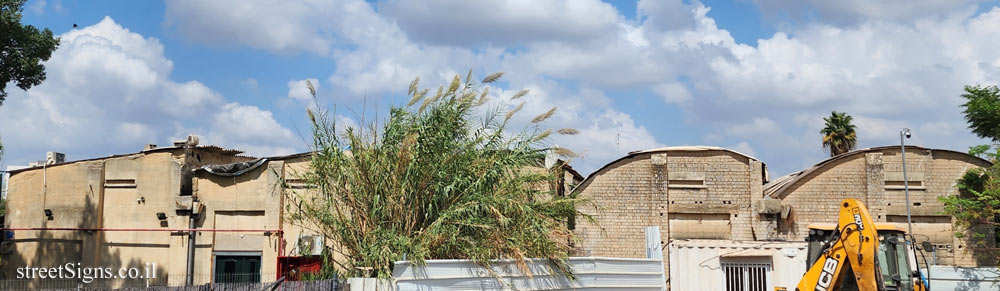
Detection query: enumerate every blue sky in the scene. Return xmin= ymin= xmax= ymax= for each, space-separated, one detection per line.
xmin=3 ymin=0 xmax=1000 ymax=177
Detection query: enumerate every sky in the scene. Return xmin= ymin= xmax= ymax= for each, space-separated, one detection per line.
xmin=2 ymin=0 xmax=1000 ymax=178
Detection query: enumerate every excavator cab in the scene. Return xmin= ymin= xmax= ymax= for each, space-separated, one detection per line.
xmin=806 ymin=223 xmax=922 ymax=290
xmin=797 ymin=199 xmax=928 ymax=291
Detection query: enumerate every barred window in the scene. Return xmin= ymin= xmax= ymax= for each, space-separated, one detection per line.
xmin=722 ymin=261 xmax=772 ymax=291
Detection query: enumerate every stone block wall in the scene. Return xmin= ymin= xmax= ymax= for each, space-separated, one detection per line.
xmin=573 ymin=148 xmax=766 ymax=284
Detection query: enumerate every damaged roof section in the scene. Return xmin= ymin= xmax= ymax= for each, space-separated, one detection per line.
xmin=6 ymin=144 xmax=254 ymax=175
xmin=197 ymin=159 xmax=268 ymax=177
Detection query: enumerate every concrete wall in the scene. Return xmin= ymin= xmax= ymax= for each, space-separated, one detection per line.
xmin=669 ymin=240 xmax=807 ymax=291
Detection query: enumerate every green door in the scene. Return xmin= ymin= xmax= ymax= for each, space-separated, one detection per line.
xmin=214 ymin=255 xmax=261 ymax=283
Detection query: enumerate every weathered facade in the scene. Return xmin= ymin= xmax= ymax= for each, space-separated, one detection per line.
xmin=0 ymin=141 xmax=583 ymax=287
xmin=0 ymin=143 xmax=265 ymax=286
xmin=572 ymin=145 xmax=992 ymax=290
xmin=572 ymin=146 xmax=768 ymax=282
xmin=763 ymin=146 xmax=994 ymax=266
xmin=0 ymin=142 xmax=335 ymax=286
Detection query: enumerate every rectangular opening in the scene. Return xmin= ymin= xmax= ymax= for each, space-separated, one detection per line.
xmin=214 ymin=252 xmax=261 ymax=283
xmin=104 ymin=179 xmax=136 ymax=188
xmin=668 ymin=179 xmax=705 ymax=189
xmin=884 ymin=180 xmax=923 ymax=190
xmin=668 ymin=172 xmax=706 ymax=189
xmin=722 ymin=260 xmax=772 ymax=291
xmin=669 ymin=180 xmax=704 ymax=186
xmin=884 ymin=172 xmax=925 ymax=190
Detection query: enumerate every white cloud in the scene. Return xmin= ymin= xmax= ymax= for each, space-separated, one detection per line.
xmin=28 ymin=0 xmax=46 ymax=14
xmin=206 ymin=103 xmax=298 ymax=156
xmin=165 ymin=0 xmax=386 ymax=55
xmin=752 ymin=0 xmax=984 ymax=25
xmin=0 ymin=17 xmax=299 ymax=165
xmin=377 ymin=0 xmax=621 ymax=46
xmin=572 ymin=109 xmax=663 ymax=168
xmin=652 ymin=82 xmax=693 ymax=103
xmin=731 ymin=142 xmax=758 ymax=157
xmin=158 ymin=0 xmax=1000 ymax=176
xmin=287 ymin=78 xmax=319 ymax=102
xmin=727 ymin=118 xmax=780 ymax=138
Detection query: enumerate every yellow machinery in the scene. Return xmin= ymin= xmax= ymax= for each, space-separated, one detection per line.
xmin=796 ymin=199 xmax=929 ymax=291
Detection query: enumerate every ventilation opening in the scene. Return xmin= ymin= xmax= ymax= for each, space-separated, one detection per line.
xmin=885 ymin=181 xmax=922 ymax=187
xmin=104 ymin=179 xmax=136 ymax=189
xmin=668 ymin=179 xmax=705 ymax=189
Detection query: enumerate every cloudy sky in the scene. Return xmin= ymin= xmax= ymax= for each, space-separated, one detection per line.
xmin=2 ymin=0 xmax=998 ymax=177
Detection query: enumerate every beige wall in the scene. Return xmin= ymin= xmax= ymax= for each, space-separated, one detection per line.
xmin=1 ymin=148 xmax=251 ymax=286
xmin=771 ymin=147 xmax=992 ymax=266
xmin=573 ymin=149 xmax=766 ymax=283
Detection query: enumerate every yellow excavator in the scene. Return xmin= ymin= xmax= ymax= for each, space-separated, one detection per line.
xmin=795 ymin=199 xmax=930 ymax=291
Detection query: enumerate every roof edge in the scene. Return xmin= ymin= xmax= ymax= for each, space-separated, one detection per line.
xmin=573 ymin=146 xmax=765 ymax=193
xmin=765 ymin=145 xmax=994 ymax=199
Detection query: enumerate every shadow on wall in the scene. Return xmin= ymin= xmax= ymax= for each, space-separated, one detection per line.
xmin=0 ymin=192 xmax=168 ymax=289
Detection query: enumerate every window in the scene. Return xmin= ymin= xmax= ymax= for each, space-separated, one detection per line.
xmin=722 ymin=261 xmax=771 ymax=291
xmin=214 ymin=253 xmax=261 ymax=283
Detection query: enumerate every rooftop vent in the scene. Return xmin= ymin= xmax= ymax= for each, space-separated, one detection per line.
xmin=144 ymin=144 xmax=157 ymax=151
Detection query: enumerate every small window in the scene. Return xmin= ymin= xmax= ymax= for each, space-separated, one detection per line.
xmin=722 ymin=261 xmax=771 ymax=291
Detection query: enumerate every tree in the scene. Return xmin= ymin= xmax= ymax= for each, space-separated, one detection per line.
xmin=940 ymin=84 xmax=1000 ymax=262
xmin=286 ymin=71 xmax=587 ymax=279
xmin=961 ymin=85 xmax=1000 ymax=142
xmin=1 ymin=0 xmax=60 ymax=104
xmin=820 ymin=111 xmax=858 ymax=157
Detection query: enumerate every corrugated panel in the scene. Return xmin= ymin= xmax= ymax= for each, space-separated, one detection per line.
xmin=393 ymin=257 xmax=666 ymax=291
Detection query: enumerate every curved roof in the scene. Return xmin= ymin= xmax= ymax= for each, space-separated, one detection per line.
xmin=764 ymin=145 xmax=993 ymax=199
xmin=573 ymin=146 xmax=764 ymax=192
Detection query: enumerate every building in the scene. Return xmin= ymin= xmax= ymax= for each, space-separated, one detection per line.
xmin=571 ymin=145 xmax=992 ymax=290
xmin=0 ymin=138 xmax=583 ymax=287
xmin=762 ymin=146 xmax=994 ymax=266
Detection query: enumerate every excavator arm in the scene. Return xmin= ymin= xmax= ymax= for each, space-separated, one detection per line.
xmin=796 ymin=199 xmax=884 ymax=291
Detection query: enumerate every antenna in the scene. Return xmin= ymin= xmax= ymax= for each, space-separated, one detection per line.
xmin=616 ymin=133 xmax=621 ymax=152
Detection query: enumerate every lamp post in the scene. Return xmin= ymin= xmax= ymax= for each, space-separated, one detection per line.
xmin=900 ymin=128 xmax=933 ymax=288
xmin=900 ymin=128 xmax=914 ymax=238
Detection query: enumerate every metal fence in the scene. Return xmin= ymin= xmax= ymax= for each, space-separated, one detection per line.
xmin=0 ymin=273 xmax=341 ymax=291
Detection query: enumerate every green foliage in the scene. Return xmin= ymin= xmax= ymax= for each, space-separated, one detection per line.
xmin=942 ymin=84 xmax=1000 ymax=258
xmin=1 ymin=0 xmax=59 ymax=104
xmin=961 ymin=85 xmax=1000 ymax=142
xmin=940 ymin=145 xmax=1000 ymax=250
xmin=820 ymin=111 xmax=858 ymax=157
xmin=286 ymin=72 xmax=587 ymax=279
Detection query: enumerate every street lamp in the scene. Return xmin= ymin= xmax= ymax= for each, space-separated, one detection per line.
xmin=900 ymin=128 xmax=913 ymax=237
xmin=900 ymin=128 xmax=931 ymax=286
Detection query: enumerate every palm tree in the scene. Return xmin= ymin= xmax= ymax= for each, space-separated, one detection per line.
xmin=821 ymin=111 xmax=858 ymax=156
